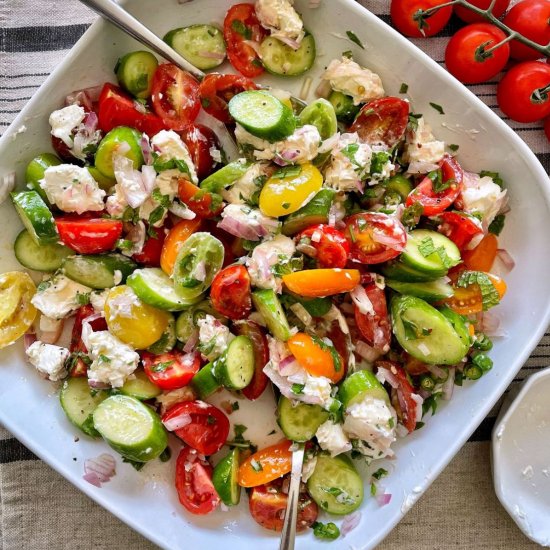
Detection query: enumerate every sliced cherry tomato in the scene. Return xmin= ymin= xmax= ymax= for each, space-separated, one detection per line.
xmin=445 ymin=23 xmax=510 ymax=84
xmin=97 ymin=83 xmax=165 ymax=136
xmin=454 ymin=0 xmax=510 ymax=23
xmin=151 ymin=64 xmax=200 ymax=131
xmin=405 ymin=155 xmax=464 ymax=216
xmin=175 ymin=446 xmax=220 ymax=515
xmin=376 ymin=360 xmax=418 ymax=432
xmin=233 ymin=320 xmax=269 ymax=400
xmin=160 ymin=218 xmax=202 ymax=275
xmin=55 ymin=217 xmax=123 ymax=254
xmin=210 ymin=265 xmax=252 ymax=320
xmin=142 ymin=350 xmax=200 ymax=390
xmin=238 ymin=440 xmax=293 ymax=488
xmin=350 ymin=97 xmax=409 ymax=147
xmin=345 ymin=212 xmax=407 ymax=264
xmin=296 ymin=224 xmax=350 ymax=269
xmin=198 ymin=73 xmax=258 ymax=123
xmin=282 ymin=269 xmax=361 ymax=297
xmin=132 ymin=224 xmax=168 ymax=266
xmin=403 ymin=353 xmax=430 ymax=376
xmin=223 ymin=3 xmax=267 ymax=77
xmin=390 ymin=0 xmax=453 ymax=37
xmin=178 ymin=179 xmax=222 ymax=219
xmin=436 ymin=211 xmax=483 ymax=250
xmin=249 ymin=480 xmax=318 ymax=532
xmin=179 ymin=124 xmax=222 ymax=181
xmin=163 ymin=401 xmax=230 ymax=456
xmin=354 ymin=285 xmax=391 ymax=352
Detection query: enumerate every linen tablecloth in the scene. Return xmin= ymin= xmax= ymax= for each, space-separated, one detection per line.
xmin=1 ymin=1 xmax=548 ymax=548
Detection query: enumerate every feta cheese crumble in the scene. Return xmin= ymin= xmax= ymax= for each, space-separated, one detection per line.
xmin=403 ymin=116 xmax=445 ymax=174
xmin=197 ymin=314 xmax=235 ymax=361
xmin=460 ymin=172 xmax=507 ymax=229
xmin=255 ymin=0 xmax=305 ymax=46
xmin=222 ymin=162 xmax=269 ymax=205
xmin=49 ymin=104 xmax=86 ymax=147
xmin=31 ymin=275 xmax=92 ymax=320
xmin=151 ymin=130 xmax=198 ymax=184
xmin=26 ymin=341 xmax=69 ymax=381
xmin=316 ymin=420 xmax=353 ymax=456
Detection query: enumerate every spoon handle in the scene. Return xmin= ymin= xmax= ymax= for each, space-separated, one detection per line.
xmin=279 ymin=446 xmax=305 ymax=550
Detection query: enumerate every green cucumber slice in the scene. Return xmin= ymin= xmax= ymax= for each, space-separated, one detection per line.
xmin=211 ymin=335 xmax=255 ymax=390
xmin=380 ymin=259 xmax=439 ymax=282
xmin=307 ymin=454 xmax=364 ymax=515
xmin=93 ymin=394 xmax=168 ymax=462
xmin=212 ymin=448 xmax=241 ymax=506
xmin=260 ymin=33 xmax=316 ymax=77
xmin=175 ymin=300 xmax=224 ymax=343
xmin=298 ymin=98 xmax=337 ymax=140
xmin=62 ymin=253 xmax=137 ymax=289
xmin=25 ymin=153 xmax=61 ymax=203
xmin=147 ymin=314 xmax=177 ymax=354
xmin=87 ymin=167 xmax=116 ymax=192
xmin=115 ymin=50 xmax=158 ymax=99
xmin=338 ymin=370 xmax=390 ymax=409
xmin=391 ymin=295 xmax=469 ymax=365
xmin=228 ymin=91 xmax=296 ymax=142
xmin=439 ymin=307 xmax=471 ymax=350
xmin=385 ymin=278 xmax=454 ymax=302
xmin=60 ymin=377 xmax=108 ymax=437
xmin=385 ymin=174 xmax=413 ymax=200
xmin=119 ymin=368 xmax=162 ymax=400
xmin=277 ymin=396 xmax=329 ymax=442
xmin=11 ymin=191 xmax=58 ymax=245
xmin=252 ymin=289 xmax=291 ymax=342
xmin=95 ymin=126 xmax=144 ymax=178
xmin=14 ymin=229 xmax=72 ymax=272
xmin=328 ymin=91 xmax=360 ymax=124
xmin=200 ymin=159 xmax=251 ymax=194
xmin=282 ymin=189 xmax=335 ymax=236
xmin=191 ymin=363 xmax=222 ymax=399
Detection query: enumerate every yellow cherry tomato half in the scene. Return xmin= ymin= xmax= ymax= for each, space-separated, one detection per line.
xmin=0 ymin=271 xmax=37 ymax=349
xmin=238 ymin=440 xmax=293 ymax=488
xmin=104 ymin=285 xmax=171 ymax=349
xmin=282 ymin=268 xmax=361 ymax=297
xmin=259 ymin=163 xmax=322 ymax=217
xmin=288 ymin=332 xmax=344 ymax=383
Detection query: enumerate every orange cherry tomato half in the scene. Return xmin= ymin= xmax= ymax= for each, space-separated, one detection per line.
xmin=238 ymin=440 xmax=293 ymax=488
xmin=160 ymin=218 xmax=202 ymax=275
xmin=462 ymin=233 xmax=498 ymax=272
xmin=178 ymin=179 xmax=222 ymax=219
xmin=282 ymin=269 xmax=361 ymax=298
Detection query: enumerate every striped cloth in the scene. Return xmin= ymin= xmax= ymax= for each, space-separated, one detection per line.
xmin=0 ymin=1 xmax=548 ymax=549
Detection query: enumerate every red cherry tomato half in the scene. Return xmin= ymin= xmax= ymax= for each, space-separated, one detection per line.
xmin=405 ymin=154 xmax=464 ymax=216
xmin=178 ymin=179 xmax=222 ymax=218
xmin=437 ymin=211 xmax=483 ymax=250
xmin=162 ymin=400 xmax=230 ymax=456
xmin=503 ymin=0 xmax=550 ymax=61
xmin=223 ymin=3 xmax=267 ymax=77
xmin=55 ymin=217 xmax=123 ymax=254
xmin=198 ymin=73 xmax=259 ymax=124
xmin=179 ymin=124 xmax=223 ymax=181
xmin=350 ymin=97 xmax=409 ymax=147
xmin=390 ymin=0 xmax=452 ymax=38
xmin=354 ymin=285 xmax=391 ymax=352
xmin=296 ymin=224 xmax=350 ymax=269
xmin=445 ymin=23 xmax=510 ymax=84
xmin=175 ymin=446 xmax=220 ymax=515
xmin=132 ymin=225 xmax=168 ymax=266
xmin=497 ymin=61 xmax=550 ymax=123
xmin=345 ymin=212 xmax=407 ymax=265
xmin=210 ymin=265 xmax=252 ymax=320
xmin=151 ymin=64 xmax=200 ymax=131
xmin=142 ymin=350 xmax=200 ymax=391
xmin=454 ymin=0 xmax=510 ymax=23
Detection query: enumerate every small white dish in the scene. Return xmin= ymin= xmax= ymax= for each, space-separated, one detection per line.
xmin=492 ymin=368 xmax=550 ymax=547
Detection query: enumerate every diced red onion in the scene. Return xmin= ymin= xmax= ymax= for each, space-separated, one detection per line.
xmin=140 ymin=134 xmax=153 ymax=165
xmin=496 ymin=248 xmax=515 ymax=273
xmin=192 ymin=260 xmax=206 ymax=282
xmin=65 ymin=90 xmax=93 ymax=111
xmin=242 ymin=40 xmax=263 ymax=58
xmin=317 ymin=132 xmax=340 ymax=155
xmin=198 ymin=50 xmax=226 ymax=60
xmin=0 ymin=171 xmax=16 ymax=204
xmin=296 ymin=242 xmax=317 ymax=257
xmin=372 ymin=228 xmax=406 ymax=251
xmin=117 ymin=141 xmax=131 ymax=155
xmin=23 ymin=332 xmax=37 ymax=351
xmin=424 ymin=363 xmax=447 ymax=380
xmin=141 ymin=165 xmax=156 ymax=195
xmin=290 ymin=303 xmax=312 ymax=326
xmin=183 ymin=329 xmax=199 ymax=353
xmin=375 ymin=491 xmax=392 ymax=506
xmin=83 ymin=111 xmax=98 ymax=134
xmin=355 ymin=341 xmax=381 ymax=362
xmin=479 ymin=311 xmax=506 ymax=338
xmin=376 ymin=367 xmax=399 ymax=389
xmin=82 ymin=472 xmax=102 ymax=487
xmin=410 ymin=392 xmax=424 ymax=423
xmin=163 ymin=413 xmax=192 ymax=431
xmin=278 ymin=355 xmax=301 ymax=376
xmin=133 ymin=100 xmax=147 ymax=114
xmin=441 ymin=367 xmax=455 ymax=401
xmin=350 ymin=285 xmax=374 ymax=315
xmin=315 ymin=79 xmax=332 ymax=99
xmin=418 ymin=388 xmax=431 ymax=400
xmin=341 ymin=511 xmax=361 ymax=537
xmin=169 ymin=201 xmax=196 ymax=220
xmin=83 ymin=453 xmax=116 ymax=487
xmin=88 ymin=380 xmax=110 ymax=390
xmin=276 ymin=36 xmax=300 ymax=50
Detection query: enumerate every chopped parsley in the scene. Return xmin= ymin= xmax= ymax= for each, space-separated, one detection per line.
xmin=272 ymin=165 xmax=302 ymax=179
xmin=272 ymin=255 xmax=303 ymax=278
xmin=370 ymin=482 xmax=377 ymax=496
xmin=250 ymin=459 xmax=263 ymax=472
xmin=148 ymin=205 xmax=166 ymax=229
xmin=322 ymin=486 xmax=356 ymax=505
xmin=206 ymin=415 xmax=217 ymax=425
xmin=408 ymin=112 xmax=422 ymax=131
xmin=231 ymin=401 xmax=240 ymax=411
xmin=429 ymin=102 xmax=445 ymax=115
xmin=401 ymin=202 xmax=424 ymax=227
xmin=152 ymin=156 xmax=191 ymax=177
xmin=488 ymin=213 xmax=505 ymax=236
xmin=402 ymin=318 xmax=430 ymax=340
xmin=116 ymin=238 xmax=133 ymax=251
xmin=152 ymin=188 xmax=171 ymax=207
xmin=150 ymin=360 xmax=174 ymax=373
xmin=457 ymin=271 xmax=501 ymax=310
xmin=231 ymin=19 xmax=252 ymax=40
xmin=291 ymin=383 xmax=305 ymax=395
xmin=417 ymin=236 xmax=458 ymax=269
xmin=312 ymin=522 xmax=340 ymax=541
xmin=99 ymin=354 xmax=111 ymax=363
xmin=121 ymin=206 xmax=140 ymax=223
xmin=370 ymin=151 xmax=391 ymax=176
xmin=36 ymin=280 xmax=52 ymax=293
xmin=200 ymin=97 xmax=211 ymax=109
xmin=342 ymin=50 xmax=353 ymax=59
xmin=310 ymin=335 xmax=342 ymax=372
xmin=399 ymin=82 xmax=409 ymax=94
xmin=427 ymin=168 xmax=450 ymax=194
xmin=448 ymin=143 xmax=460 ymax=152
xmin=346 ymin=30 xmax=365 ymax=49
xmin=76 ymin=292 xmax=90 ymax=306
xmin=479 ymin=170 xmax=504 ymax=187
xmin=422 ymin=393 xmax=440 ymax=417
xmin=372 ymin=467 xmax=389 ymax=480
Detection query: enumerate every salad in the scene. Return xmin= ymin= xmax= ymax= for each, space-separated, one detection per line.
xmin=0 ymin=0 xmax=512 ymax=540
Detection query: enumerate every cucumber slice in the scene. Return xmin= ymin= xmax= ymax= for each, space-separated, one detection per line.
xmin=191 ymin=363 xmax=222 ymax=399
xmin=338 ymin=370 xmax=390 ymax=409
xmin=175 ymin=300 xmax=224 ymax=343
xmin=440 ymin=307 xmax=471 ymax=350
xmin=87 ymin=167 xmax=116 ymax=191
xmin=212 ymin=448 xmax=241 ymax=506
xmin=200 ymin=159 xmax=251 ymax=195
xmin=95 ymin=126 xmax=144 ymax=178
xmin=164 ymin=25 xmax=226 ymax=71
xmin=147 ymin=314 xmax=177 ymax=354
xmin=211 ymin=335 xmax=255 ymax=390
xmin=328 ymin=91 xmax=360 ymax=124
xmin=25 ymin=153 xmax=61 ymax=203
xmin=307 ymin=454 xmax=364 ymax=515
xmin=93 ymin=394 xmax=168 ymax=462
xmin=11 ymin=191 xmax=58 ymax=245
xmin=385 ymin=278 xmax=454 ymax=302
xmin=260 ymin=33 xmax=316 ymax=77
xmin=385 ymin=174 xmax=412 ymax=200
xmin=228 ymin=91 xmax=296 ymax=142
xmin=115 ymin=50 xmax=158 ymax=99
xmin=127 ymin=268 xmax=201 ymax=311
xmin=401 ymin=229 xmax=461 ymax=277
xmin=380 ymin=259 xmax=439 ymax=282
xmin=63 ymin=254 xmax=137 ymax=289
xmin=252 ymin=289 xmax=291 ymax=341
xmin=298 ymin=98 xmax=337 ymax=140
xmin=277 ymin=396 xmax=329 ymax=442
xmin=391 ymin=295 xmax=469 ymax=365
xmin=282 ymin=189 xmax=335 ymax=236
xmin=60 ymin=377 xmax=108 ymax=438
xmin=119 ymin=368 xmax=162 ymax=400
xmin=14 ymin=229 xmax=72 ymax=272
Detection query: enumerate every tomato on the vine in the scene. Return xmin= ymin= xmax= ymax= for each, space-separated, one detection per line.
xmin=454 ymin=0 xmax=510 ymax=24
xmin=390 ymin=0 xmax=452 ymax=38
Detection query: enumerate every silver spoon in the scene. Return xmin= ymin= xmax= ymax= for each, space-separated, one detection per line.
xmin=279 ymin=444 xmax=305 ymax=550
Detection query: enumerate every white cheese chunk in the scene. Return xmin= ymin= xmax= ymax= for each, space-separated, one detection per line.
xmin=255 ymin=0 xmax=305 ymax=45
xmin=197 ymin=314 xmax=235 ymax=361
xmin=315 ymin=420 xmax=352 ymax=457
xmin=460 ymin=172 xmax=507 ymax=229
xmin=49 ymin=104 xmax=86 ymax=147
xmin=151 ymin=130 xmax=198 ymax=184
xmin=26 ymin=341 xmax=69 ymax=381
xmin=403 ymin=117 xmax=445 ymax=174
xmin=222 ymin=162 xmax=269 ymax=205
xmin=31 ymin=275 xmax=91 ymax=320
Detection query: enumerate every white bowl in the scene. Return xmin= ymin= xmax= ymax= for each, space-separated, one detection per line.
xmin=492 ymin=368 xmax=550 ymax=547
xmin=1 ymin=1 xmax=550 ymax=549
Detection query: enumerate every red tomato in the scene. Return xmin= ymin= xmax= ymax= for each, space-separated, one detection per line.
xmin=405 ymin=154 xmax=464 ymax=216
xmin=390 ymin=0 xmax=452 ymax=37
xmin=210 ymin=265 xmax=252 ymax=320
xmin=497 ymin=61 xmax=550 ymax=123
xmin=345 ymin=212 xmax=407 ymax=264
xmin=180 ymin=124 xmax=222 ymax=180
xmin=151 ymin=64 xmax=200 ymax=131
xmin=375 ymin=360 xmax=419 ymax=433
xmin=142 ymin=350 xmax=200 ymax=391
xmin=162 ymin=401 xmax=230 ymax=456
xmin=223 ymin=4 xmax=267 ymax=77
xmin=233 ymin=321 xmax=269 ymax=400
xmin=436 ymin=211 xmax=483 ymax=250
xmin=350 ymin=97 xmax=409 ymax=147
xmin=445 ymin=23 xmax=510 ymax=84
xmin=97 ymin=83 xmax=165 ymax=136
xmin=198 ymin=73 xmax=258 ymax=123
xmin=545 ymin=117 xmax=550 ymax=142
xmin=175 ymin=446 xmax=220 ymax=515
xmin=132 ymin=224 xmax=167 ymax=266
xmin=503 ymin=0 xmax=550 ymax=60
xmin=55 ymin=217 xmax=123 ymax=254
xmin=454 ymin=0 xmax=510 ymax=23
xmin=178 ymin=179 xmax=222 ymax=218
xmin=354 ymin=285 xmax=391 ymax=352
xmin=248 ymin=480 xmax=318 ymax=532
xmin=296 ymin=224 xmax=350 ymax=268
